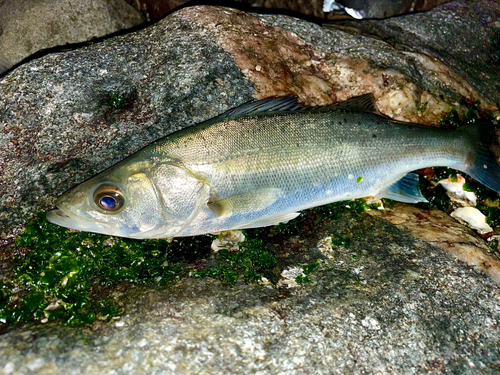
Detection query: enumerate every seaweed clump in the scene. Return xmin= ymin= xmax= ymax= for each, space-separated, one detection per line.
xmin=191 ymin=239 xmax=278 ymax=283
xmin=0 ymin=213 xmax=210 ymax=327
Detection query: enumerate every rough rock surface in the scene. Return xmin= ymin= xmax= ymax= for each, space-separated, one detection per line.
xmin=1 ymin=210 xmax=500 ymax=374
xmin=339 ymin=0 xmax=500 ymax=112
xmin=2 ymin=2 xmax=500 ymax=372
xmin=125 ymin=0 xmax=451 ymax=21
xmin=367 ymin=203 xmax=500 ymax=284
xmin=0 ymin=0 xmax=145 ymax=74
xmin=1 ymin=1 xmax=498 ymax=239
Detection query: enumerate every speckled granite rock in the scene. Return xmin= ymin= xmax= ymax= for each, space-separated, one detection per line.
xmin=367 ymin=203 xmax=500 ymax=284
xmin=337 ymin=0 xmax=500 ymax=111
xmin=1 ymin=210 xmax=500 ymax=374
xmin=1 ymin=1 xmax=498 ymax=239
xmin=0 ymin=0 xmax=145 ymax=74
xmin=2 ymin=3 xmax=500 ymax=372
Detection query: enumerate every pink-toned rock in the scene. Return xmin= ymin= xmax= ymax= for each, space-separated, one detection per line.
xmin=367 ymin=203 xmax=500 ymax=284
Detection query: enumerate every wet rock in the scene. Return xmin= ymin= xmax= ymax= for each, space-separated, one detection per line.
xmin=367 ymin=203 xmax=500 ymax=283
xmin=337 ymin=0 xmax=500 ymax=114
xmin=0 ymin=0 xmax=145 ymax=74
xmin=326 ymin=0 xmax=451 ymax=19
xmin=1 ymin=210 xmax=500 ymax=373
xmin=126 ymin=0 xmax=451 ymax=21
xmin=1 ymin=1 xmax=498 ymax=239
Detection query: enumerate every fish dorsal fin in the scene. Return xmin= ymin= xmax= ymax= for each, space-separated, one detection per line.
xmin=235 ymin=212 xmax=301 ymax=230
xmin=220 ymin=97 xmax=305 ymax=119
xmin=318 ymin=93 xmax=378 ymax=114
xmin=378 ymin=173 xmax=428 ymax=203
xmin=219 ymin=93 xmax=378 ymax=120
xmin=208 ymin=188 xmax=282 ymax=217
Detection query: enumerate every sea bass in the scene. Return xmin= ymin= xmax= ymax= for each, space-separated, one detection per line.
xmin=47 ymin=94 xmax=500 ymax=238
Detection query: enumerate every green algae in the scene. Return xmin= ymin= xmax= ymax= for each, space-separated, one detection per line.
xmin=439 ymin=101 xmax=481 ymax=129
xmin=295 ymin=261 xmax=320 ymax=284
xmin=1 ymin=213 xmax=298 ymax=328
xmin=191 ymin=239 xmax=278 ymax=283
xmin=0 ymin=213 xmax=210 ymax=327
xmin=108 ymin=94 xmax=126 ymax=109
xmin=1 ymin=206 xmax=336 ymax=328
xmin=419 ymin=102 xmax=500 ymax=229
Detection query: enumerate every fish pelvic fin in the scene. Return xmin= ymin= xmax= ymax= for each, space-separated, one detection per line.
xmin=378 ymin=173 xmax=428 ymax=203
xmin=453 ymin=124 xmax=500 ymax=193
xmin=208 ymin=188 xmax=282 ymax=217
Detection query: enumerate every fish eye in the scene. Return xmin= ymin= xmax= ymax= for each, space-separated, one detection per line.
xmin=93 ymin=183 xmax=125 ymax=213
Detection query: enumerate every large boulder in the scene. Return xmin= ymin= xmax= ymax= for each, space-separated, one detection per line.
xmin=2 ymin=2 xmax=500 ymax=373
xmin=0 ymin=0 xmax=145 ymax=73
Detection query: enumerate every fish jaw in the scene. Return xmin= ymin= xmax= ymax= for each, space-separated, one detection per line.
xmin=46 ymin=208 xmax=129 ymax=237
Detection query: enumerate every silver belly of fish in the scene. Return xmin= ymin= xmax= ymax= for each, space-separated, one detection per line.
xmin=47 ymin=94 xmax=500 ymax=238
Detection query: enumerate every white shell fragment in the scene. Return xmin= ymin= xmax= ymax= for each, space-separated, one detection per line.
xmin=438 ymin=174 xmax=477 ymax=206
xmin=451 ymin=207 xmax=493 ymax=234
xmin=364 ymin=197 xmax=385 ymax=210
xmin=211 ymin=230 xmax=245 ymax=252
xmin=277 ymin=267 xmax=307 ymax=289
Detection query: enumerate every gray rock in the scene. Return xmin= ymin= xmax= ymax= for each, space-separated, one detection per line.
xmin=1 ymin=1 xmax=498 ymax=239
xmin=2 ymin=3 xmax=500 ymax=372
xmin=1 ymin=210 xmax=500 ymax=374
xmin=0 ymin=0 xmax=145 ymax=73
xmin=339 ymin=0 xmax=500 ymax=108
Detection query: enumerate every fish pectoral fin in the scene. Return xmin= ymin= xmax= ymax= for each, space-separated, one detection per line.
xmin=377 ymin=173 xmax=428 ymax=203
xmin=208 ymin=188 xmax=282 ymax=217
xmin=236 ymin=212 xmax=301 ymax=230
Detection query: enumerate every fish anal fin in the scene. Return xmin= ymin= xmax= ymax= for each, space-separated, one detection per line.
xmin=378 ymin=173 xmax=428 ymax=203
xmin=208 ymin=188 xmax=282 ymax=217
xmin=236 ymin=212 xmax=301 ymax=230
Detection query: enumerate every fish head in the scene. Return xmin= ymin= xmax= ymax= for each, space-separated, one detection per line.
xmin=47 ymin=158 xmax=207 ymax=238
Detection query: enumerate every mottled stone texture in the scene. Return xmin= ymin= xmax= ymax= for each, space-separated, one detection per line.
xmin=2 ymin=2 xmax=500 ymax=372
xmin=0 ymin=0 xmax=145 ymax=74
xmin=367 ymin=203 xmax=500 ymax=284
xmin=1 ymin=1 xmax=498 ymax=239
xmin=339 ymin=0 xmax=500 ymax=112
xmin=1 ymin=210 xmax=500 ymax=374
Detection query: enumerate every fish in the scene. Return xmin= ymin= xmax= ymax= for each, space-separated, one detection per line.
xmin=47 ymin=94 xmax=500 ymax=239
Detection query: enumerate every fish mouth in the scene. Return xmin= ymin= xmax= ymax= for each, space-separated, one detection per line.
xmin=46 ymin=207 xmax=125 ymax=237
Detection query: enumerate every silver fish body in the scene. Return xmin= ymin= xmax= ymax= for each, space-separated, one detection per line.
xmin=47 ymin=95 xmax=500 ymax=238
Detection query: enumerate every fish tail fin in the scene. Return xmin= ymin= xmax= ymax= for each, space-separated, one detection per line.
xmin=454 ymin=123 xmax=500 ymax=192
